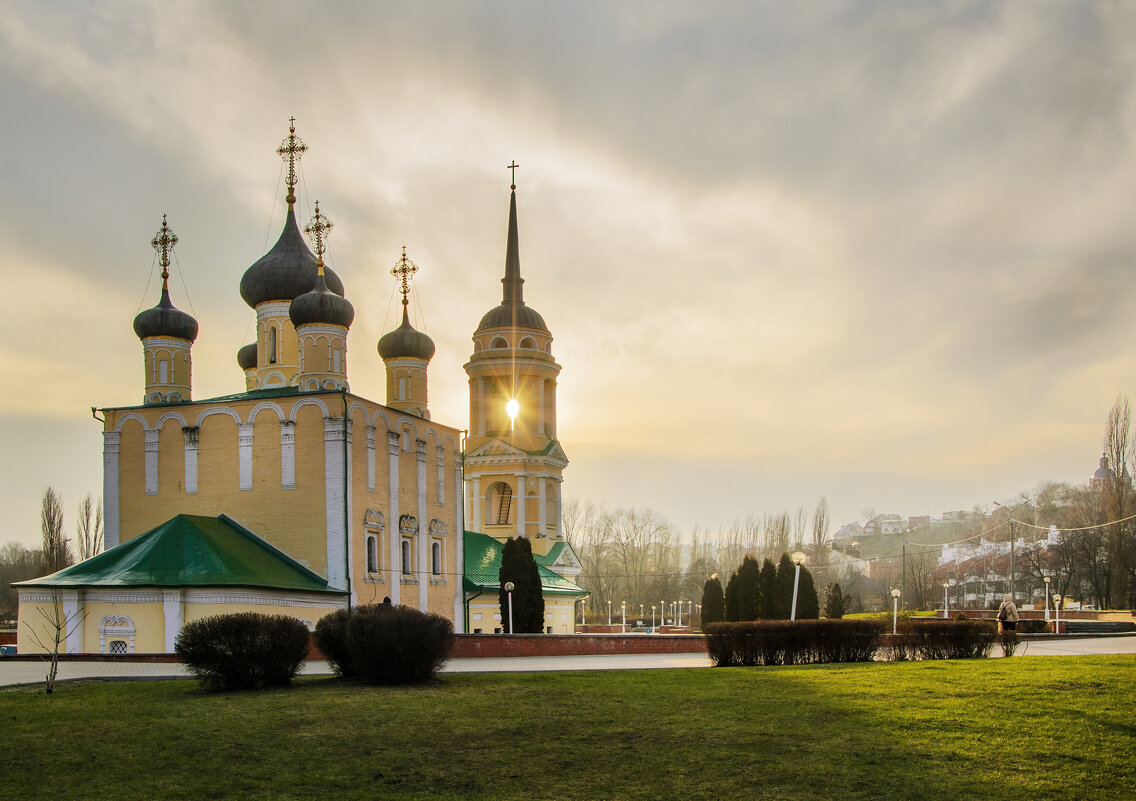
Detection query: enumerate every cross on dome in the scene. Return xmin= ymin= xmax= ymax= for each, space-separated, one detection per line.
xmin=303 ymin=201 xmax=333 ymax=272
xmin=276 ymin=117 xmax=308 ymax=206
xmin=508 ymin=160 xmax=519 ymax=190
xmin=150 ymin=214 xmax=178 ymax=284
xmin=391 ymin=246 xmax=419 ymax=308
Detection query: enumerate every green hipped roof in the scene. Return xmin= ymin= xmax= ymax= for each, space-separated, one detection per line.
xmin=463 ymin=531 xmax=586 ymax=596
xmin=17 ymin=514 xmax=343 ymax=594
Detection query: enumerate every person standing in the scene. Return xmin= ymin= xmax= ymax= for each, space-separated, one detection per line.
xmin=997 ymin=594 xmax=1019 ymax=632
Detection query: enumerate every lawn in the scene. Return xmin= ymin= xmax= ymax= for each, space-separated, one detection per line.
xmin=4 ymin=656 xmax=1133 ymax=800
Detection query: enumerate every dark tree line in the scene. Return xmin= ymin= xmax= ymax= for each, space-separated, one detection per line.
xmin=702 ymin=552 xmax=833 ymax=623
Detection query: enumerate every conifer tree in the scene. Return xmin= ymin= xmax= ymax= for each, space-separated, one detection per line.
xmin=758 ymin=558 xmax=778 ymax=618
xmin=796 ymin=566 xmax=820 ymax=619
xmin=822 ymin=583 xmax=845 ymax=619
xmin=724 ymin=570 xmax=741 ymax=621
xmin=499 ymin=537 xmax=545 ymax=633
xmin=773 ymin=552 xmax=796 ymax=619
xmin=700 ymin=575 xmax=726 ymax=625
xmin=733 ymin=555 xmax=762 ymax=620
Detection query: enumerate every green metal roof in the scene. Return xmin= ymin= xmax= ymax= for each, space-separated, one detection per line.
xmin=17 ymin=514 xmax=343 ymax=594
xmin=463 ymin=531 xmax=586 ymax=596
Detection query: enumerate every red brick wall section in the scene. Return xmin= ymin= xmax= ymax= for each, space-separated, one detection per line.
xmin=449 ymin=633 xmax=708 ymax=659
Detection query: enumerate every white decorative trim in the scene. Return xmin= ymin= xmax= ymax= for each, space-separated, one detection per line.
xmin=280 ymin=421 xmax=296 ymax=489
xmin=387 ymin=430 xmax=401 ymax=606
xmin=288 ymin=396 xmax=331 ymax=422
xmin=84 ymin=590 xmax=165 ymax=603
xmin=163 ymin=590 xmax=183 ymax=652
xmin=238 ymin=423 xmax=254 ymax=490
xmin=98 ymin=615 xmax=135 ymax=654
xmin=324 ymin=416 xmax=347 ymax=590
xmin=183 ymin=426 xmax=199 ymax=494
xmin=366 ymin=425 xmax=376 ymax=491
xmin=194 ymin=406 xmax=242 ymax=428
xmin=63 ymin=590 xmax=83 ymax=654
xmin=246 ymin=401 xmax=285 ymax=423
xmin=103 ymin=430 xmax=121 ymax=548
xmin=113 ymin=412 xmax=150 ymax=433
xmin=144 ymin=430 xmax=160 ymax=495
xmin=155 ymin=410 xmax=189 ymax=430
xmin=417 ymin=439 xmax=428 ymax=611
xmin=182 ymin=589 xmax=347 ymax=608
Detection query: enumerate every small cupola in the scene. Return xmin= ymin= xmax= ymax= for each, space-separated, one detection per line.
xmin=378 ymin=248 xmax=434 ymax=418
xmin=133 ymin=215 xmax=198 ymax=404
xmin=289 ymin=202 xmax=353 ymax=392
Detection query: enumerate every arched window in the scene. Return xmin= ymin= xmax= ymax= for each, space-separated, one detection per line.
xmin=431 ymin=541 xmax=442 ymax=575
xmin=366 ymin=535 xmax=378 ymax=573
xmin=401 ymin=539 xmax=412 ymax=575
xmin=491 ymin=482 xmax=513 ymax=525
xmin=268 ymin=326 xmax=278 ymax=364
xmin=519 ymin=336 xmax=536 ymax=350
xmin=98 ymin=615 xmax=135 ymax=654
xmin=490 ymin=336 xmax=508 ymax=349
xmin=158 ymin=359 xmax=169 ymax=383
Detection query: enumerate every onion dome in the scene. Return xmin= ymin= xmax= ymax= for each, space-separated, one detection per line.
xmin=476 ymin=183 xmax=548 ymax=334
xmin=239 ymin=119 xmax=344 ymax=308
xmin=133 ymin=216 xmax=199 ymax=342
xmin=237 ymin=342 xmax=257 ymax=371
xmin=379 ymin=306 xmax=435 ymax=361
xmin=379 ymin=247 xmax=435 ymax=360
xmin=288 ymin=201 xmax=354 ymax=329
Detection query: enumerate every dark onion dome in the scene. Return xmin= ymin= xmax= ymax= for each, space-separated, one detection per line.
xmin=475 ymin=187 xmax=549 ymax=334
xmin=379 ymin=307 xmax=435 ymax=361
xmin=237 ymin=342 xmax=257 ymax=371
xmin=1094 ymin=455 xmax=1116 ymax=481
xmin=133 ymin=286 xmax=199 ymax=342
xmin=289 ymin=270 xmax=354 ymax=329
xmin=240 ymin=206 xmax=344 ymax=308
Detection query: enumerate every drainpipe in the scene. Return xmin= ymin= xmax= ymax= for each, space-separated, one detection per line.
xmin=343 ymin=388 xmax=351 ymax=609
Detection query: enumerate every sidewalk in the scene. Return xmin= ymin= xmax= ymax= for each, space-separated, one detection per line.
xmin=1 ymin=636 xmax=1131 ymax=688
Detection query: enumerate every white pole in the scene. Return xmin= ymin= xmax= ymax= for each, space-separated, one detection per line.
xmin=607 ymin=600 xmax=611 ymax=627
xmin=651 ymin=605 xmax=655 ymax=632
xmin=1044 ymin=580 xmax=1051 ymax=622
xmin=507 ymin=590 xmax=514 ymax=635
xmin=791 ymin=563 xmax=802 ymax=621
xmin=944 ymin=585 xmax=949 ymax=619
xmin=677 ymin=600 xmax=682 ymax=627
xmin=621 ymin=602 xmax=626 ymax=634
xmin=892 ymin=595 xmax=899 ymax=635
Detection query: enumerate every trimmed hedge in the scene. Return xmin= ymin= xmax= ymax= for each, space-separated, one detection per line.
xmin=705 ymin=620 xmax=883 ymax=667
xmin=315 ymin=603 xmax=454 ymax=685
xmin=897 ymin=620 xmax=998 ymax=660
xmin=175 ymin=612 xmax=310 ymax=692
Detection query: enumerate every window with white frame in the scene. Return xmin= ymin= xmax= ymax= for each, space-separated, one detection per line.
xmin=98 ymin=615 xmax=135 ymax=654
xmin=401 ymin=538 xmax=412 ymax=575
xmin=431 ymin=540 xmax=442 ymax=575
xmin=366 ymin=534 xmax=379 ymax=573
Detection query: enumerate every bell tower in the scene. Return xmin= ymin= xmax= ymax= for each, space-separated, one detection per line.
xmin=464 ymin=168 xmax=568 ymax=554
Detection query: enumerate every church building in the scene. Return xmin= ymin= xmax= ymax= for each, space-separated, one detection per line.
xmin=17 ymin=124 xmax=583 ymax=654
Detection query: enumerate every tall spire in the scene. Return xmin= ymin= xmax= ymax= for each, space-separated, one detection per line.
xmin=276 ymin=116 xmax=308 ymax=207
xmin=503 ymin=161 xmax=524 ymax=306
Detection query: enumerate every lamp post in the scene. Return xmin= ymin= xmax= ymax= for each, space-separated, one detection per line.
xmin=640 ymin=603 xmax=644 ymax=622
xmin=943 ymin=582 xmax=950 ymax=618
xmin=621 ymin=601 xmax=626 ymax=634
xmin=1053 ymin=594 xmax=1062 ymax=634
xmin=790 ymin=551 xmax=807 ymax=621
xmin=661 ymin=599 xmax=665 ymax=626
xmin=1043 ymin=576 xmax=1051 ymax=622
xmin=651 ymin=604 xmax=656 ymax=632
xmin=579 ymin=596 xmax=587 ymax=629
xmin=891 ymin=588 xmax=901 ymax=635
xmin=676 ymin=600 xmax=682 ymax=627
xmin=607 ymin=600 xmax=611 ymax=627
xmin=504 ymin=581 xmax=515 ymax=634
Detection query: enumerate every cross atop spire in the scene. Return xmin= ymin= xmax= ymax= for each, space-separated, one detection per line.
xmin=303 ymin=200 xmax=332 ymax=274
xmin=391 ymin=246 xmax=419 ymax=308
xmin=508 ymin=160 xmax=519 ymax=190
xmin=276 ymin=116 xmax=308 ymax=206
xmin=150 ymin=214 xmax=178 ymax=286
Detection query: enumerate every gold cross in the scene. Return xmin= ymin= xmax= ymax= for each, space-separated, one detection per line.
xmin=508 ymin=160 xmax=519 ymax=189
xmin=303 ymin=201 xmax=333 ymax=260
xmin=391 ymin=246 xmax=419 ymax=305
xmin=150 ymin=214 xmax=178 ymax=281
xmin=276 ymin=117 xmax=308 ymax=199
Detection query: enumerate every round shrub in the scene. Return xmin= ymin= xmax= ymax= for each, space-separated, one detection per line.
xmin=313 ymin=608 xmax=357 ymax=678
xmin=346 ymin=604 xmax=454 ymax=684
xmin=175 ymin=612 xmax=310 ymax=692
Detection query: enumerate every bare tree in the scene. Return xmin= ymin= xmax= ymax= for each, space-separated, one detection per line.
xmin=811 ymin=497 xmax=830 ymax=563
xmin=40 ymin=487 xmax=72 ymax=574
xmin=1101 ymin=394 xmax=1135 ymax=607
xmin=24 ymin=590 xmax=85 ymax=693
xmin=76 ymin=494 xmax=103 ymax=561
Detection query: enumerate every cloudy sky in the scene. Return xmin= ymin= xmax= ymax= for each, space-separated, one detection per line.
xmin=2 ymin=1 xmax=1135 ymax=550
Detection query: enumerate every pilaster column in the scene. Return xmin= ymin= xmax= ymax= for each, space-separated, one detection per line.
xmin=470 ymin=476 xmax=482 ymax=532
xmin=103 ymin=431 xmax=120 ymax=548
xmin=280 ymin=421 xmax=296 ymax=489
xmin=436 ymin=452 xmax=446 ymax=505
xmin=387 ymin=431 xmax=401 ymax=605
xmin=238 ymin=423 xmax=254 ymax=491
xmin=62 ymin=590 xmax=83 ymax=654
xmin=538 ymin=474 xmax=547 ymax=536
xmin=417 ymin=439 xmax=429 ymax=611
xmin=366 ymin=425 xmax=376 ymax=492
xmin=324 ymin=417 xmax=348 ymax=590
xmin=453 ymin=455 xmax=465 ymax=632
xmin=183 ymin=426 xmax=199 ymax=494
xmin=162 ymin=589 xmax=184 ymax=652
xmin=516 ymin=471 xmax=527 ymax=538
xmin=144 ymin=429 xmax=160 ymax=495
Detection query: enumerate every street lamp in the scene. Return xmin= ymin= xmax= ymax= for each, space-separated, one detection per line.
xmin=891 ymin=588 xmax=901 ymax=635
xmin=651 ymin=604 xmax=656 ymax=632
xmin=579 ymin=595 xmax=587 ymax=629
xmin=943 ymin=582 xmax=950 ymax=619
xmin=640 ymin=603 xmax=644 ymax=621
xmin=1053 ymin=594 xmax=1062 ymax=634
xmin=504 ymin=581 xmax=515 ymax=634
xmin=621 ymin=601 xmax=626 ymax=634
xmin=607 ymin=599 xmax=612 ymax=627
xmin=1043 ymin=576 xmax=1051 ymax=622
xmin=790 ymin=551 xmax=807 ymax=621
xmin=676 ymin=600 xmax=682 ymax=627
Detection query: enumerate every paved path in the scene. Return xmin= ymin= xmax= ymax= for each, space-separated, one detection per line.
xmin=1 ymin=636 xmax=1131 ymax=688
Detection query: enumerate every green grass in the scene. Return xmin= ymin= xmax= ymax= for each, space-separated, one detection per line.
xmin=4 ymin=656 xmax=1134 ymax=800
